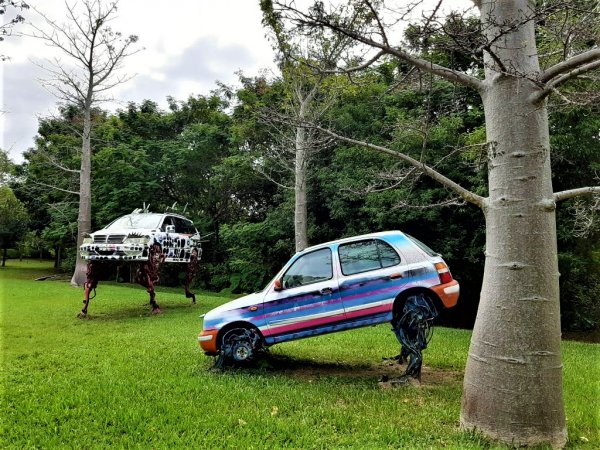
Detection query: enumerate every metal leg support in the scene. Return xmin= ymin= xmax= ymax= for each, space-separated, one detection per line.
xmin=183 ymin=249 xmax=200 ymax=304
xmin=392 ymin=294 xmax=437 ymax=380
xmin=136 ymin=244 xmax=165 ymax=313
xmin=80 ymin=261 xmax=100 ymax=317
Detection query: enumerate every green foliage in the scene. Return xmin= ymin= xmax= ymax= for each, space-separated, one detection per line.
xmin=0 ymin=186 xmax=29 ymax=255
xmin=218 ymin=206 xmax=295 ymax=293
xmin=551 ymin=105 xmax=600 ymax=330
xmin=1 ymin=261 xmax=598 ymax=448
xmin=9 ymin=17 xmax=598 ymax=329
xmin=0 ymin=149 xmax=15 ymax=185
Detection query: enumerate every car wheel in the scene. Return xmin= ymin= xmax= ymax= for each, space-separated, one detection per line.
xmin=215 ymin=326 xmax=262 ymax=368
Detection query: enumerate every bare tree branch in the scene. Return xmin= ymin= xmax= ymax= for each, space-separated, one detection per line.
xmin=32 ymin=180 xmax=80 ymax=196
xmin=393 ymin=197 xmax=466 ymax=209
xmin=533 ymin=59 xmax=600 ymax=102
xmin=309 ymin=123 xmax=485 ymax=209
xmin=541 ymin=47 xmax=600 ymax=82
xmin=272 ymin=1 xmax=485 ymax=92
xmin=320 ymin=50 xmax=386 ymax=74
xmin=554 ymin=186 xmax=600 ymax=203
xmin=39 ymin=151 xmax=81 ymax=174
xmin=567 ymin=195 xmax=599 ymax=238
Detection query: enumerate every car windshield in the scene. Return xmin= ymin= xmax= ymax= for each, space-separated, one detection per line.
xmin=104 ymin=214 xmax=163 ymax=230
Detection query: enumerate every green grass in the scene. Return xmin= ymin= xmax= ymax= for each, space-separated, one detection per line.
xmin=1 ymin=260 xmax=598 ymax=449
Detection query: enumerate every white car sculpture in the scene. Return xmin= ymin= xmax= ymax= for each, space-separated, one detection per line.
xmin=78 ymin=209 xmax=202 ymax=316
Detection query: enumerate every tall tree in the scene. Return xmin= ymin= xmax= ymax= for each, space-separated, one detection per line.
xmin=261 ymin=5 xmax=356 ymax=251
xmin=0 ymin=186 xmax=28 ymax=266
xmin=29 ymin=0 xmax=140 ymax=286
xmin=257 ymin=65 xmax=338 ymax=251
xmin=266 ymin=0 xmax=600 ymax=446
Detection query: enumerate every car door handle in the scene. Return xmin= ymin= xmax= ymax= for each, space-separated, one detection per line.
xmin=388 ymin=273 xmax=403 ymax=280
xmin=320 ymin=287 xmax=333 ymax=295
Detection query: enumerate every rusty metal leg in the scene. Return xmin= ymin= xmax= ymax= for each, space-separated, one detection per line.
xmin=80 ymin=261 xmax=99 ymax=317
xmin=183 ymin=249 xmax=199 ymax=304
xmin=136 ymin=244 xmax=164 ymax=313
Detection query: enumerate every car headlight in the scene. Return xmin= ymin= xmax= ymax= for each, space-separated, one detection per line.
xmin=124 ymin=236 xmax=150 ymax=245
xmin=82 ymin=237 xmax=93 ymax=245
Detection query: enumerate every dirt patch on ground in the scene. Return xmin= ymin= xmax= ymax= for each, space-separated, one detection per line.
xmin=257 ymin=354 xmax=463 ymax=388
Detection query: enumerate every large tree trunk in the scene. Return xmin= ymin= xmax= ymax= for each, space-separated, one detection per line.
xmin=294 ymin=99 xmax=310 ymax=252
xmin=460 ymin=1 xmax=566 ymax=447
xmin=71 ymin=103 xmax=93 ymax=286
xmin=2 ymin=245 xmax=7 ymax=267
xmin=54 ymin=244 xmax=61 ymax=268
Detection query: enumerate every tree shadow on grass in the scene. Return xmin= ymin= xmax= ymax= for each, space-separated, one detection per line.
xmin=228 ymin=352 xmax=463 ymax=388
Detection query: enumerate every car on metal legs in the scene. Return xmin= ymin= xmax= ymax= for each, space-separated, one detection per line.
xmin=80 ymin=209 xmax=202 ymax=263
xmin=198 ymin=231 xmax=459 ymax=369
xmin=77 ymin=208 xmax=203 ymax=317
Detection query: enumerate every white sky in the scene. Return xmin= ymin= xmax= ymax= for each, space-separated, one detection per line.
xmin=1 ymin=0 xmax=472 ymax=163
xmin=1 ymin=0 xmax=277 ymax=162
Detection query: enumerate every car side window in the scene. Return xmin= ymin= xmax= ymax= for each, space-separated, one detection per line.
xmin=339 ymin=239 xmax=401 ymax=276
xmin=161 ymin=216 xmax=175 ymax=231
xmin=175 ymin=217 xmax=196 ymax=234
xmin=282 ymin=248 xmax=333 ymax=289
xmin=378 ymin=240 xmax=401 ymax=268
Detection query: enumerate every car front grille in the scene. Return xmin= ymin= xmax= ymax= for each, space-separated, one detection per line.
xmin=93 ymin=234 xmax=126 ymax=244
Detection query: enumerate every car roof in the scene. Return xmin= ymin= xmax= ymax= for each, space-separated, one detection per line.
xmin=127 ymin=212 xmax=192 ymax=220
xmin=301 ymin=231 xmax=405 ymax=254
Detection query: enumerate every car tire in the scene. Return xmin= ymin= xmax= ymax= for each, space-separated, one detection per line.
xmin=215 ymin=326 xmax=262 ymax=368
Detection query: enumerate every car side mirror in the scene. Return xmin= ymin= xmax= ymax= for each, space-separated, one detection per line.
xmin=165 ymin=225 xmax=175 ymax=233
xmin=273 ymin=279 xmax=283 ymax=291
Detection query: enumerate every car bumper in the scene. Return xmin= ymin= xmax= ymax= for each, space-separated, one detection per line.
xmin=80 ymin=243 xmax=150 ymax=261
xmin=198 ymin=329 xmax=218 ymax=355
xmin=431 ymin=279 xmax=460 ymax=308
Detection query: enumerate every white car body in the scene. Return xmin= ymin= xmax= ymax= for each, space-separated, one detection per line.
xmin=80 ymin=212 xmax=202 ymax=263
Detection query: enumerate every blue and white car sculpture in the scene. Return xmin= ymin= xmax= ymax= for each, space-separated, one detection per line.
xmin=198 ymin=231 xmax=459 ymax=378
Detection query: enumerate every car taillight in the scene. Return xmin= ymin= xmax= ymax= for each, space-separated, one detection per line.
xmin=434 ymin=262 xmax=453 ymax=284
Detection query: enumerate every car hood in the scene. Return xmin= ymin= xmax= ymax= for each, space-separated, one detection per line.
xmin=92 ymin=228 xmax=154 ymax=236
xmin=204 ymin=291 xmax=265 ymax=318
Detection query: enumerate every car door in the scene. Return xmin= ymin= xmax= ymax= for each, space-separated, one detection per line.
xmin=337 ymin=238 xmax=409 ymax=322
xmin=262 ymin=247 xmax=345 ymax=343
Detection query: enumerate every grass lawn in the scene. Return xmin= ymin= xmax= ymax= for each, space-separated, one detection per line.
xmin=1 ymin=260 xmax=598 ymax=449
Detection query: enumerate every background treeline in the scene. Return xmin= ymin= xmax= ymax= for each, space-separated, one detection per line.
xmin=2 ymin=61 xmax=598 ymax=331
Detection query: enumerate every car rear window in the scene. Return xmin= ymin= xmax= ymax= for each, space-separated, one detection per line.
xmin=175 ymin=217 xmax=197 ymax=234
xmin=404 ymin=234 xmax=439 ymax=257
xmin=338 ymin=239 xmax=400 ymax=276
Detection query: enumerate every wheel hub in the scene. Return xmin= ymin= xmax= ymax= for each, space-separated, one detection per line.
xmin=232 ymin=341 xmax=252 ymax=361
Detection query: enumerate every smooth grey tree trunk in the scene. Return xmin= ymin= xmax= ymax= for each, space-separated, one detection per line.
xmin=70 ymin=100 xmax=93 ymax=286
xmin=460 ymin=1 xmax=566 ymax=447
xmin=294 ymin=95 xmax=310 ymax=252
xmin=294 ymin=127 xmax=309 ymax=252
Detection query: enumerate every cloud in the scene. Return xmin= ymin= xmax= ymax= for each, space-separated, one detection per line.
xmin=118 ymin=37 xmax=258 ymax=106
xmin=1 ymin=62 xmax=57 ymax=161
xmin=0 ymin=0 xmax=276 ymax=162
